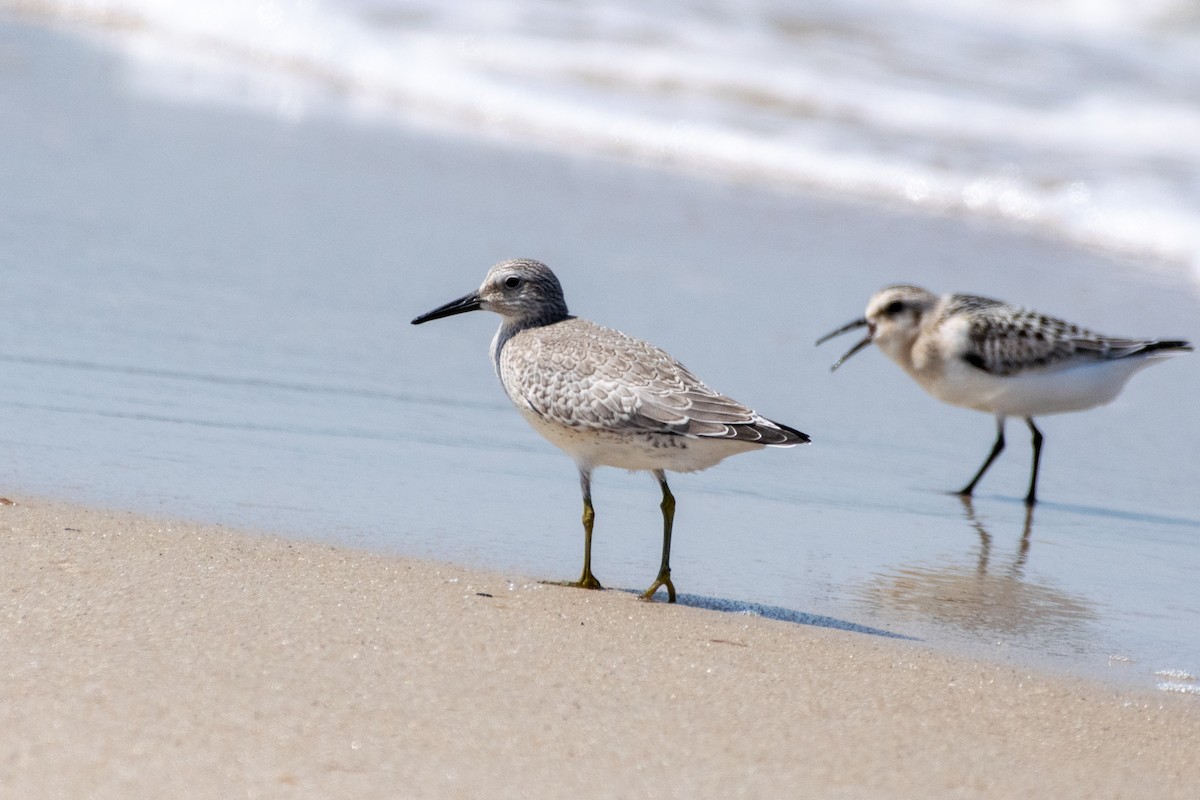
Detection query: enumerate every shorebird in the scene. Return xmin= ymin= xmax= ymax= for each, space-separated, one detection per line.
xmin=817 ymin=285 xmax=1191 ymax=505
xmin=412 ymin=258 xmax=809 ymax=601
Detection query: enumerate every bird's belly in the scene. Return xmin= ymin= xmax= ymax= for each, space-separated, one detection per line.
xmin=518 ymin=407 xmax=759 ymax=473
xmin=927 ymin=360 xmax=1144 ymax=417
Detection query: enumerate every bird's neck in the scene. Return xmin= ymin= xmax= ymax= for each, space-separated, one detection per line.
xmin=490 ymin=313 xmax=574 ymax=375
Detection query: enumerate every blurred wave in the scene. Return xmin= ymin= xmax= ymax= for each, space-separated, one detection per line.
xmin=10 ymin=0 xmax=1200 ymax=278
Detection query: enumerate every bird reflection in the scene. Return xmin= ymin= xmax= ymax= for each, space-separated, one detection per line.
xmin=858 ymin=498 xmax=1096 ymax=640
xmin=964 ymin=495 xmax=1032 ymax=580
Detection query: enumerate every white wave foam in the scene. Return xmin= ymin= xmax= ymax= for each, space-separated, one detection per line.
xmin=1158 ymin=681 xmax=1200 ymax=695
xmin=16 ymin=0 xmax=1200 ymax=279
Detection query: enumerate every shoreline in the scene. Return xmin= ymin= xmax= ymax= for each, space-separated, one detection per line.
xmin=0 ymin=486 xmax=1176 ymax=695
xmin=2 ymin=493 xmax=1198 ymax=798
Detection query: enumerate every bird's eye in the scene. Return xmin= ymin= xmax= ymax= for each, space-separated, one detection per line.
xmin=884 ymin=300 xmax=905 ymax=315
xmin=504 ymin=276 xmax=521 ymax=289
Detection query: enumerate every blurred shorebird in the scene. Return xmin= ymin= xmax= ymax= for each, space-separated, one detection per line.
xmin=817 ymin=285 xmax=1191 ymax=505
xmin=412 ymin=258 xmax=808 ymax=601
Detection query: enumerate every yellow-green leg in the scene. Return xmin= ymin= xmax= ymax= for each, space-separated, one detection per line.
xmin=574 ymin=490 xmax=603 ymax=589
xmin=547 ymin=467 xmax=603 ymax=591
xmin=640 ymin=470 xmax=677 ymax=603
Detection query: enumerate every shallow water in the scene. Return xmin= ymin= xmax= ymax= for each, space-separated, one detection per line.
xmin=2 ymin=18 xmax=1198 ymax=691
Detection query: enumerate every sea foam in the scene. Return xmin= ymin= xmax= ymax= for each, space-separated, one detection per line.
xmin=24 ymin=0 xmax=1200 ymax=281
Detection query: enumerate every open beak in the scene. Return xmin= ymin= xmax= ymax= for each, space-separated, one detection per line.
xmin=815 ymin=318 xmax=873 ymax=372
xmin=411 ymin=291 xmax=483 ymax=325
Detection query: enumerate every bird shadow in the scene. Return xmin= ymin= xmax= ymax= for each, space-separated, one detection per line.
xmin=1034 ymin=500 xmax=1200 ymax=529
xmin=628 ymin=590 xmax=915 ymax=640
xmin=961 ymin=491 xmax=1200 ymax=529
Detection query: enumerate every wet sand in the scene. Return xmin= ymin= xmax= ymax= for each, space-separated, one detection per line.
xmin=2 ymin=496 xmax=1197 ymax=798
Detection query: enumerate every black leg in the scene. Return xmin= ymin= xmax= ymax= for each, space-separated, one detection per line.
xmin=640 ymin=470 xmax=677 ymax=602
xmin=960 ymin=416 xmax=1006 ymax=497
xmin=1024 ymin=418 xmax=1043 ymax=506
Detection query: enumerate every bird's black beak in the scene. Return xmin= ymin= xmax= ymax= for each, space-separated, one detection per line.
xmin=411 ymin=291 xmax=483 ymax=325
xmin=815 ymin=318 xmax=873 ymax=372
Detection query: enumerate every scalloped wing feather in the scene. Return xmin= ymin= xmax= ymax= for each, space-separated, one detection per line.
xmin=501 ymin=318 xmax=804 ymax=444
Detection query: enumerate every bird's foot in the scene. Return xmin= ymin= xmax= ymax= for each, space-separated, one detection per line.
xmin=543 ymin=571 xmax=604 ymax=592
xmin=639 ymin=570 xmax=676 ymax=603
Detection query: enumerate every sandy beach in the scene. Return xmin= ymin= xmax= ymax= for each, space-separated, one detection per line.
xmin=2 ymin=495 xmax=1198 ymax=798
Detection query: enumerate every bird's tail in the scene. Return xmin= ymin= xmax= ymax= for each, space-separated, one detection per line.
xmin=1095 ymin=338 xmax=1194 ymax=360
xmin=759 ymin=419 xmax=811 ymax=446
xmin=1142 ymin=340 xmax=1194 ymax=356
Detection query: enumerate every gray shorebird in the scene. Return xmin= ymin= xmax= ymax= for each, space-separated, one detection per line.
xmin=412 ymin=258 xmax=809 ymax=601
xmin=818 ymin=285 xmax=1191 ymax=505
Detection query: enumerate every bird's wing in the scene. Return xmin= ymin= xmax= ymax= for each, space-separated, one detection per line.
xmin=505 ymin=319 xmax=806 ymax=444
xmin=627 ymin=359 xmax=805 ymax=444
xmin=954 ymin=297 xmax=1182 ymax=376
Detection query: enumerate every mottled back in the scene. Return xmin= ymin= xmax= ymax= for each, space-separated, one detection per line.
xmin=499 ymin=316 xmax=805 ymax=445
xmin=946 ymin=294 xmax=1182 ymax=376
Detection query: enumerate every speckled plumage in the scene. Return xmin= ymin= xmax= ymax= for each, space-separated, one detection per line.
xmin=818 ymin=284 xmax=1191 ymax=504
xmin=497 ymin=316 xmax=799 ymax=447
xmin=939 ymin=292 xmax=1171 ymax=377
xmin=413 ymin=258 xmax=808 ymax=601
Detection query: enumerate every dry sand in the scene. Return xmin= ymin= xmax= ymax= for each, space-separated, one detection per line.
xmin=1 ymin=496 xmax=1197 ymax=799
